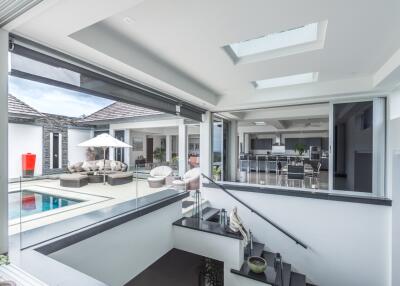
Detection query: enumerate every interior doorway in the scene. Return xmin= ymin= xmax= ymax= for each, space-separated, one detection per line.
xmin=146 ymin=137 xmax=154 ymax=163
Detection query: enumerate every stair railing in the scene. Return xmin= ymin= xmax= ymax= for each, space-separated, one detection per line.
xmin=201 ymin=173 xmax=309 ymax=249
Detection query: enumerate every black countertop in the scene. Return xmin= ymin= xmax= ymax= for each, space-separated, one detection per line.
xmin=173 ymin=217 xmax=243 ymax=240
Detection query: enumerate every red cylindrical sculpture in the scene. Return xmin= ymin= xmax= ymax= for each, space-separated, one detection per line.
xmin=22 ymin=153 xmax=36 ymax=178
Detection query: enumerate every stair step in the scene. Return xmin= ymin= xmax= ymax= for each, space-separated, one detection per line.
xmin=262 ymin=251 xmax=291 ymax=286
xmin=290 ymin=272 xmax=306 ymax=286
xmin=244 ymin=242 xmax=265 ymax=259
xmin=274 ymin=262 xmax=291 ymax=286
xmin=231 ymin=250 xmax=292 ymax=285
xmin=201 ymin=207 xmax=220 ymax=221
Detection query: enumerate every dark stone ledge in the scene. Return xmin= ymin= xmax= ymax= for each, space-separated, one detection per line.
xmin=203 ymin=183 xmax=392 ymax=206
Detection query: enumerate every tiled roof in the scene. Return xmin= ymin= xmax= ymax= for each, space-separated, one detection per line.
xmin=8 ymin=94 xmax=43 ymax=117
xmin=81 ymin=101 xmax=163 ymax=122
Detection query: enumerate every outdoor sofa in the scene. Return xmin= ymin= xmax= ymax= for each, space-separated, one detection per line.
xmin=61 ymin=160 xmax=131 ymax=187
xmin=67 ymin=160 xmax=128 ymax=174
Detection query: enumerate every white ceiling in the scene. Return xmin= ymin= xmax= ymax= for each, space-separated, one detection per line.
xmin=5 ymin=0 xmax=400 ymax=112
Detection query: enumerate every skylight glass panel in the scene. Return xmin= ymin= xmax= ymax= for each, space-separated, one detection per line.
xmin=229 ymin=23 xmax=319 ymax=58
xmin=254 ymin=72 xmax=318 ymax=89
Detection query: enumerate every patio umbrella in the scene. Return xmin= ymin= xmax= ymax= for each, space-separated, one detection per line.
xmin=78 ymin=133 xmax=132 ymax=184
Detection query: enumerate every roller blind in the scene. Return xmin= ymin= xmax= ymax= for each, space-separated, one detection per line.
xmin=9 ymin=35 xmax=206 ymax=121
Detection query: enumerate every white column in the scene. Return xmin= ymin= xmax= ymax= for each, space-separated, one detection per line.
xmin=228 ymin=120 xmax=238 ymax=181
xmin=0 ymin=29 xmax=8 ymax=254
xmin=373 ymin=97 xmax=386 ymax=197
xmin=200 ymin=112 xmax=212 ymax=177
xmin=109 ymin=129 xmax=115 ymax=160
xmin=124 ymin=129 xmax=130 ymax=167
xmin=166 ymin=135 xmax=172 ymax=163
xmin=178 ymin=121 xmax=187 ymax=177
xmin=244 ymin=133 xmax=250 ymax=153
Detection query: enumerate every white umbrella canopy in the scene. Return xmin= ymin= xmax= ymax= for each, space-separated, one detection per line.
xmin=78 ymin=133 xmax=132 ymax=184
xmin=78 ymin=133 xmax=132 ymax=148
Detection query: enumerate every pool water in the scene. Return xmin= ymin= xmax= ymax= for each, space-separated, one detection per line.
xmin=8 ymin=190 xmax=82 ymax=220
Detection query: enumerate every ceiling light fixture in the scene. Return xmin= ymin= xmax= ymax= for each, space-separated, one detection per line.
xmin=254 ymin=121 xmax=266 ymax=126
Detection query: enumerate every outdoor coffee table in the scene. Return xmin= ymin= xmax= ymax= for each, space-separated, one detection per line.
xmin=88 ymin=174 xmax=104 ymax=183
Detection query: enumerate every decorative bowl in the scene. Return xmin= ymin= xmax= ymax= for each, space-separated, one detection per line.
xmin=247 ymin=256 xmax=267 ymax=273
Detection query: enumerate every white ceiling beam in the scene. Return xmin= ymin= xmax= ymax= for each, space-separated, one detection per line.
xmin=373 ymin=46 xmax=400 ymax=90
xmin=70 ymin=22 xmax=219 ymax=106
xmin=269 ymin=120 xmax=289 ymax=129
xmin=237 ymin=104 xmax=329 ymax=121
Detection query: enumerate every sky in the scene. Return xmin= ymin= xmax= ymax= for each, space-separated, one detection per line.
xmin=9 ymin=76 xmax=114 ymax=117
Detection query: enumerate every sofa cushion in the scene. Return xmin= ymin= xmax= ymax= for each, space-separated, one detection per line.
xmin=73 ymin=162 xmax=84 ymax=172
xmin=82 ymin=161 xmax=99 ymax=171
xmin=82 ymin=161 xmax=91 ymax=172
xmin=150 ymin=166 xmax=173 ymax=177
xmin=110 ymin=160 xmax=123 ymax=171
xmin=121 ymin=162 xmax=128 ymax=172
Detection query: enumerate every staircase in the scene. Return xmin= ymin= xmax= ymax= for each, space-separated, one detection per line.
xmin=175 ymin=175 xmax=316 ymax=285
xmin=174 ymin=204 xmax=315 ymax=286
xmin=205 ymin=208 xmax=314 ymax=286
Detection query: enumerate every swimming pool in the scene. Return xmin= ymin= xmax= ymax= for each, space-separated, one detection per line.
xmin=8 ymin=190 xmax=83 ymax=220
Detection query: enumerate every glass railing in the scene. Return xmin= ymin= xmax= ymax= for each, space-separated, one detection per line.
xmin=8 ymin=165 xmax=187 ymax=249
xmin=237 ymin=155 xmax=328 ymax=191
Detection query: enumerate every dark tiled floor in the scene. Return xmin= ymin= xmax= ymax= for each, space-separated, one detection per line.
xmin=124 ymin=248 xmax=223 ymax=286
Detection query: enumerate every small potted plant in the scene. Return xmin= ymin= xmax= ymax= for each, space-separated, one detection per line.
xmin=212 ymin=166 xmax=222 ymax=181
xmin=294 ymin=143 xmax=306 ymax=164
xmin=153 ymin=147 xmax=166 ymax=162
xmin=0 ymin=254 xmax=10 ymax=266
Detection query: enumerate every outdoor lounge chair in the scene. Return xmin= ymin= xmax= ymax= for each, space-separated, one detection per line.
xmin=147 ymin=166 xmax=173 ymax=188
xmin=172 ymin=167 xmax=201 ymax=190
xmin=60 ymin=174 xmax=89 ymax=188
xmin=107 ymin=172 xmax=134 ymax=186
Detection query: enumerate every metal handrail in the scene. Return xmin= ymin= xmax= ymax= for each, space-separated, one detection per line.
xmin=201 ymin=173 xmax=308 ymax=249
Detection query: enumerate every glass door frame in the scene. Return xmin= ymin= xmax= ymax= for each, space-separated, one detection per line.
xmin=212 ymin=115 xmax=226 ymax=181
xmin=328 ymin=97 xmax=386 ymax=197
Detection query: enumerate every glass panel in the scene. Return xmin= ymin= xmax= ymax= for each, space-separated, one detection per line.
xmin=215 ymin=104 xmax=330 ymax=191
xmin=333 ymin=101 xmax=373 ymax=192
xmin=212 ymin=117 xmax=223 ymax=181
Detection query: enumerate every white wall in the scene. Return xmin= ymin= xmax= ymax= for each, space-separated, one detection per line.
xmin=129 ymin=131 xmax=147 ymax=166
xmin=201 ymin=186 xmax=391 ymax=286
xmin=8 ymin=123 xmax=43 ymax=179
xmin=388 ymin=90 xmax=400 ymax=286
xmin=173 ymin=225 xmax=246 ymax=286
xmin=49 ymin=201 xmax=182 ymax=286
xmin=0 ymin=28 xmax=8 ymax=254
xmin=67 ymin=128 xmax=92 ymax=164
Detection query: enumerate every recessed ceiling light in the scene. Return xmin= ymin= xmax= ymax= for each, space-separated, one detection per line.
xmin=224 ymin=21 xmax=328 ymax=64
xmin=123 ymin=17 xmax=135 ymax=25
xmin=253 ymin=72 xmax=318 ymax=90
xmin=254 ymin=121 xmax=266 ymax=126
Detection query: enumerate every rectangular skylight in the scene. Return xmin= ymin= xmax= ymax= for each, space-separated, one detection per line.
xmin=229 ymin=23 xmax=319 ymax=58
xmin=254 ymin=72 xmax=318 ymax=89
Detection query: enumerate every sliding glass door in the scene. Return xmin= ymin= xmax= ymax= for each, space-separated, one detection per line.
xmin=329 ymin=98 xmax=385 ymax=195
xmin=212 ymin=116 xmax=230 ymax=181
